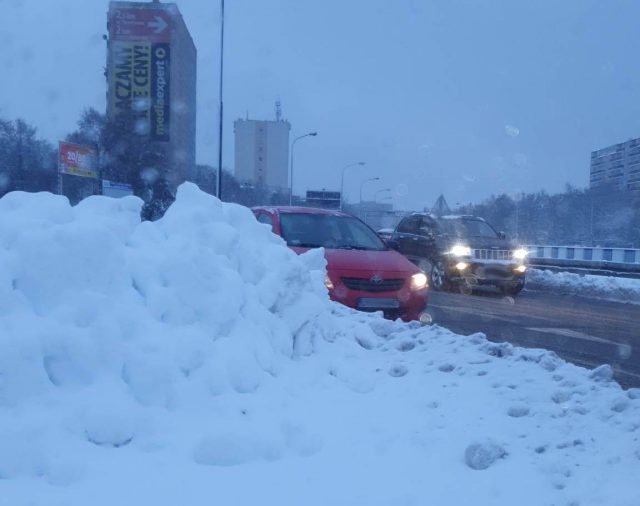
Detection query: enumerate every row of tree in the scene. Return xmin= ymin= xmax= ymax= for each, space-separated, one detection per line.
xmin=0 ymin=107 xmax=177 ymax=218
xmin=0 ymin=118 xmax=57 ymax=196
xmin=454 ymin=184 xmax=640 ymax=248
xmin=0 ymin=107 xmax=291 ymax=217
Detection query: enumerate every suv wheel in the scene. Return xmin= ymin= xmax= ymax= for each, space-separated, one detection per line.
xmin=430 ymin=260 xmax=450 ymax=291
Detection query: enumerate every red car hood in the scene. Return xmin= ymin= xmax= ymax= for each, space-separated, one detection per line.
xmin=291 ymin=247 xmax=418 ymax=274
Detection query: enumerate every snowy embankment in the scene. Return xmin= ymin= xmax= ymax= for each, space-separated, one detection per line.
xmin=528 ymin=268 xmax=640 ymax=304
xmin=1 ymin=184 xmax=639 ymax=506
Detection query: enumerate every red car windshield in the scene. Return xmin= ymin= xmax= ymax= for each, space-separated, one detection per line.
xmin=280 ymin=213 xmax=387 ymax=251
xmin=439 ymin=218 xmax=499 ymax=239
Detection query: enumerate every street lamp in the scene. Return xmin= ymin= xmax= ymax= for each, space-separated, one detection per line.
xmin=588 ymin=192 xmax=595 ymax=246
xmin=374 ymin=188 xmax=391 ymax=203
xmin=360 ymin=177 xmax=380 ymax=203
xmin=216 ymin=0 xmax=225 ymax=200
xmin=514 ymin=191 xmax=523 ymax=241
xmin=339 ymin=161 xmax=366 ymax=211
xmin=289 ymin=132 xmax=318 ymax=206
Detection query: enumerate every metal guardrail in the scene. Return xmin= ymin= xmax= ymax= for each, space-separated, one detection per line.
xmin=525 ymin=245 xmax=640 ymax=277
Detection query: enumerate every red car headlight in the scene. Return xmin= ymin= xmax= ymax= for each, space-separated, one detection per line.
xmin=410 ymin=272 xmax=428 ymax=290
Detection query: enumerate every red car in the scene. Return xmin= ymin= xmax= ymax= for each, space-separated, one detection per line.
xmin=252 ymin=206 xmax=430 ymax=322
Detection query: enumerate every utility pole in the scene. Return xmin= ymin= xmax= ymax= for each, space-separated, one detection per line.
xmin=289 ymin=132 xmax=317 ymax=205
xmin=339 ymin=161 xmax=366 ymax=211
xmin=216 ymin=0 xmax=225 ymax=200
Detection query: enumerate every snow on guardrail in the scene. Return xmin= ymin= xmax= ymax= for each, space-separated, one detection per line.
xmin=525 ymin=245 xmax=640 ymax=277
xmin=526 ymin=268 xmax=640 ymax=303
xmin=527 ymin=245 xmax=640 ymax=264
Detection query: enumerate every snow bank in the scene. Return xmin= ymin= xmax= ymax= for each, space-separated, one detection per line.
xmin=0 ymin=184 xmax=639 ymax=506
xmin=528 ymin=268 xmax=640 ymax=304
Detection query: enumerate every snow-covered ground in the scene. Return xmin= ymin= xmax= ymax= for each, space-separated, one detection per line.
xmin=528 ymin=268 xmax=640 ymax=304
xmin=1 ymin=184 xmax=639 ymax=506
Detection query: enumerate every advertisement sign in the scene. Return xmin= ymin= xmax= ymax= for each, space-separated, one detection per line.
xmin=306 ymin=190 xmax=341 ymax=209
xmin=107 ymin=6 xmax=171 ymax=141
xmin=102 ymin=180 xmax=134 ymax=198
xmin=109 ymin=41 xmax=151 ymax=118
xmin=58 ymin=142 xmax=98 ymax=179
xmin=109 ymin=7 xmax=171 ymax=43
xmin=150 ymin=43 xmax=170 ymax=141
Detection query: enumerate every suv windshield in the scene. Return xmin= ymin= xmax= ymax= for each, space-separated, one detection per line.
xmin=280 ymin=213 xmax=386 ymax=251
xmin=438 ymin=218 xmax=499 ymax=239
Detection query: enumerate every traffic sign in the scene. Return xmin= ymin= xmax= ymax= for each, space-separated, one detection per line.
xmin=109 ymin=7 xmax=171 ymax=42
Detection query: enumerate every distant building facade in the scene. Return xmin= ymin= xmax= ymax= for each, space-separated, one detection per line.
xmin=234 ymin=119 xmax=291 ymax=192
xmin=106 ymin=1 xmax=196 ymax=191
xmin=590 ymin=137 xmax=640 ymax=193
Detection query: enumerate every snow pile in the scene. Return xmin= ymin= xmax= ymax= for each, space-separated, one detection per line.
xmin=1 ymin=184 xmax=639 ymax=506
xmin=528 ymin=268 xmax=640 ymax=303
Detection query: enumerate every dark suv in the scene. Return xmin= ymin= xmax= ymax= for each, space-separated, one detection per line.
xmin=390 ymin=213 xmax=528 ymax=295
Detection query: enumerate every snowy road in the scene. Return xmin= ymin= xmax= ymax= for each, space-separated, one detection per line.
xmin=429 ymin=287 xmax=640 ymax=387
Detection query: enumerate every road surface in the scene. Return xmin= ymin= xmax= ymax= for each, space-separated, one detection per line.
xmin=428 ymin=286 xmax=640 ymax=388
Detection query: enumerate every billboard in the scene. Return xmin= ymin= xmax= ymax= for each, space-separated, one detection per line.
xmin=108 ymin=6 xmax=171 ymax=43
xmin=150 ymin=43 xmax=170 ymax=141
xmin=306 ymin=190 xmax=341 ymax=209
xmin=108 ymin=5 xmax=171 ymax=141
xmin=102 ymin=180 xmax=134 ymax=198
xmin=58 ymin=142 xmax=98 ymax=179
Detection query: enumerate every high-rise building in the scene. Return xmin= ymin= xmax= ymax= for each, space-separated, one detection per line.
xmin=106 ymin=1 xmax=196 ymax=191
xmin=234 ymin=118 xmax=291 ymax=192
xmin=590 ymin=137 xmax=640 ymax=193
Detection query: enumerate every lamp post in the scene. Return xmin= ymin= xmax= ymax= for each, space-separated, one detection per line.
xmin=289 ymin=132 xmax=317 ymax=206
xmin=339 ymin=161 xmax=366 ymax=211
xmin=216 ymin=0 xmax=225 ymax=200
xmin=359 ymin=177 xmax=380 ymax=204
xmin=589 ymin=192 xmax=595 ymax=246
xmin=513 ymin=191 xmax=523 ymax=241
xmin=374 ymin=188 xmax=391 ymax=203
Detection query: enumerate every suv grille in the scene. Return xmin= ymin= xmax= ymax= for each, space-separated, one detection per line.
xmin=474 ymin=249 xmax=513 ymax=261
xmin=341 ymin=277 xmax=405 ymax=292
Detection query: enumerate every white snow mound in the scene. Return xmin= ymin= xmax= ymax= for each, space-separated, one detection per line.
xmin=0 ymin=184 xmax=638 ymax=506
xmin=528 ymin=268 xmax=640 ymax=304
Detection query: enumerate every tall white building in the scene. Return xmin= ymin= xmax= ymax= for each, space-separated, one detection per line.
xmin=590 ymin=137 xmax=640 ymax=193
xmin=234 ymin=119 xmax=291 ymax=192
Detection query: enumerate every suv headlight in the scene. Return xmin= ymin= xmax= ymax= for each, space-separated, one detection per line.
xmin=450 ymin=245 xmax=471 ymax=257
xmin=410 ymin=272 xmax=428 ymax=290
xmin=513 ymin=248 xmax=528 ymax=260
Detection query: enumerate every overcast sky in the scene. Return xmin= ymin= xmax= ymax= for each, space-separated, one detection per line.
xmin=1 ymin=0 xmax=639 ymax=210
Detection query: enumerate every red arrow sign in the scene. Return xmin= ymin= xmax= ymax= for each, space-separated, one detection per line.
xmin=109 ymin=7 xmax=171 ymax=42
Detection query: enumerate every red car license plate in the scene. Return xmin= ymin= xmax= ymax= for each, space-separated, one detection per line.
xmin=357 ymin=298 xmax=400 ymax=309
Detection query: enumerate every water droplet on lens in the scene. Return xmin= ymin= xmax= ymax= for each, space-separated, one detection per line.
xmin=132 ymin=97 xmax=150 ymax=112
xmin=395 ymin=183 xmax=409 ymax=197
xmin=617 ymin=343 xmax=632 ymax=361
xmin=140 ymin=167 xmax=159 ymax=184
xmin=505 ymin=125 xmax=520 ymax=137
xmin=135 ymin=119 xmax=150 ymax=135
xmin=0 ymin=173 xmax=10 ymax=192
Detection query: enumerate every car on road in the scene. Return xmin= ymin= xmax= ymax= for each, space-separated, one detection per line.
xmin=389 ymin=213 xmax=528 ymax=295
xmin=252 ymin=206 xmax=430 ymax=322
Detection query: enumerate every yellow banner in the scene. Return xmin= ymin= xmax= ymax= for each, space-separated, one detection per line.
xmin=108 ymin=41 xmax=152 ymax=123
